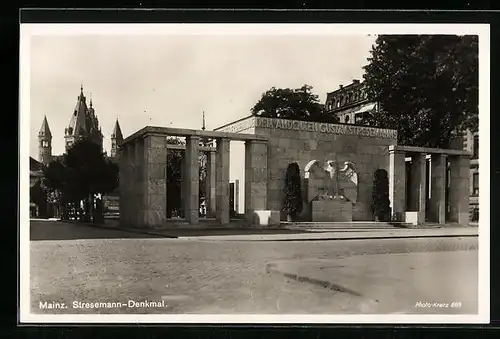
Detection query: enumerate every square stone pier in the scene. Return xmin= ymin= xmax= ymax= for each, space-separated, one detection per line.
xmin=389 ymin=145 xmax=471 ymax=225
xmin=118 ymin=126 xmax=268 ymax=228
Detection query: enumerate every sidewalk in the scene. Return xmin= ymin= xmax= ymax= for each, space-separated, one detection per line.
xmin=266 ymin=250 xmax=478 ymax=314
xmin=45 ymin=218 xmax=479 ymax=241
xmin=178 ymin=227 xmax=478 ymax=241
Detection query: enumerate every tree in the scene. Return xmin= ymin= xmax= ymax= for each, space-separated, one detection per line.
xmin=363 ymin=35 xmax=478 ymax=148
xmin=252 ymin=84 xmax=339 ymax=123
xmin=371 ymin=169 xmax=391 ymax=221
xmin=30 ymin=179 xmax=47 ymax=218
xmin=44 ymin=138 xmax=119 ymax=222
xmin=282 ymin=162 xmax=303 ymax=221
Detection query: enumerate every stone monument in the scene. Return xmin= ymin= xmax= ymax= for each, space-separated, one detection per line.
xmin=304 ymin=159 xmax=359 ymax=222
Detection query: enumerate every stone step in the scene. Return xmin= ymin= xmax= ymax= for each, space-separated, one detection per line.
xmin=282 ymin=221 xmax=413 ymax=229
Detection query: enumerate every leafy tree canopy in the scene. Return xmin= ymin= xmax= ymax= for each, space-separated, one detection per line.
xmin=251 ymin=84 xmax=339 ymax=123
xmin=363 ymin=35 xmax=478 ymax=148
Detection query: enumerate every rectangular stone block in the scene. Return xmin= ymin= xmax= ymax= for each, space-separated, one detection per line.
xmin=312 ymin=199 xmax=352 ymax=222
xmin=144 ymin=209 xmax=166 ymax=227
xmin=146 ymin=148 xmax=168 ymax=164
xmin=251 ymin=210 xmax=281 ymax=226
xmin=146 ymin=163 xmax=167 ymax=179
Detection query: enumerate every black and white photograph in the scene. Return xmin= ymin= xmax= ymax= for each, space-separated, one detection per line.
xmin=20 ymin=23 xmax=489 ymax=324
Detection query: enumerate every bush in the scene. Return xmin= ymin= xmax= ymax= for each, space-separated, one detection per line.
xmin=282 ymin=162 xmax=303 ymax=220
xmin=372 ymin=169 xmax=391 ymax=221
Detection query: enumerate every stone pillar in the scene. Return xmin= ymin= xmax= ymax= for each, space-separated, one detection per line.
xmin=184 ymin=136 xmax=200 ymax=224
xmin=142 ymin=135 xmax=167 ymax=227
xmin=244 ymin=140 xmax=268 ymax=223
xmin=205 ymin=150 xmax=216 ymax=218
xmin=389 ymin=148 xmax=406 ymax=221
xmin=430 ymin=154 xmax=446 ymax=224
xmin=235 ymin=179 xmax=240 ymax=215
xmin=449 ymin=155 xmax=470 ymax=225
xmin=119 ymin=143 xmax=129 ymax=226
xmin=134 ymin=140 xmax=144 ymax=227
xmin=409 ymin=153 xmax=427 ymax=223
xmin=216 ymin=138 xmax=231 ymax=224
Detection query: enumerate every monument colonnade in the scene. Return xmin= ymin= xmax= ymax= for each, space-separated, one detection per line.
xmin=118 ymin=126 xmax=268 ymax=227
xmin=389 ymin=145 xmax=471 ymax=225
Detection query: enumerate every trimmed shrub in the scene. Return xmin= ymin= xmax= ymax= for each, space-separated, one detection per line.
xmin=282 ymin=162 xmax=303 ymax=221
xmin=372 ymin=168 xmax=391 ymax=221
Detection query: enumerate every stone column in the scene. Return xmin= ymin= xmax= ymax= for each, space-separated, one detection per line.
xmin=430 ymin=154 xmax=446 ymax=224
xmin=134 ymin=140 xmax=144 ymax=227
xmin=142 ymin=135 xmax=167 ymax=227
xmin=184 ymin=136 xmax=200 ymax=224
xmin=205 ymin=150 xmax=216 ymax=218
xmin=244 ymin=140 xmax=268 ymax=223
xmin=409 ymin=153 xmax=427 ymax=223
xmin=388 ymin=148 xmax=406 ymax=221
xmin=119 ymin=143 xmax=129 ymax=227
xmin=235 ymin=179 xmax=240 ymax=215
xmin=216 ymin=138 xmax=231 ymax=224
xmin=449 ymin=155 xmax=470 ymax=225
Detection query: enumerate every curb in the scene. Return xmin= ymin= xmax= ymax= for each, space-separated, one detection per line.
xmin=195 ymin=233 xmax=478 ymax=242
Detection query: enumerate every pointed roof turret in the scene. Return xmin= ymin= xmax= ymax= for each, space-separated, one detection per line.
xmin=38 ymin=115 xmax=52 ymax=138
xmin=111 ymin=119 xmax=123 ymax=142
xmin=67 ymin=85 xmax=88 ymax=136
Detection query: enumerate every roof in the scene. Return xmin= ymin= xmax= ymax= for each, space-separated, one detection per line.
xmin=38 ymin=116 xmax=52 ymax=138
xmin=30 ymin=156 xmax=43 ymax=172
xmin=111 ymin=119 xmax=123 ymax=141
xmin=68 ymin=87 xmax=89 ymax=137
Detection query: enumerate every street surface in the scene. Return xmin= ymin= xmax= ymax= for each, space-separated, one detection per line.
xmin=28 ymin=220 xmax=478 ymax=314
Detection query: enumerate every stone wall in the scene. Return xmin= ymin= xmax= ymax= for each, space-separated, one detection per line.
xmin=252 ymin=117 xmax=396 ymax=221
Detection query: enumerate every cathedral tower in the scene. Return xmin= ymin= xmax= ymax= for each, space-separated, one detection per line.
xmin=38 ymin=115 xmax=52 ymax=165
xmin=64 ymin=85 xmax=103 ymax=152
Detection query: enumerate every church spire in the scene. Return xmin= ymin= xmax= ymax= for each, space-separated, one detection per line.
xmin=202 ymin=110 xmax=206 ymax=131
xmin=38 ymin=115 xmax=52 ymax=138
xmin=89 ymin=92 xmax=93 ymax=108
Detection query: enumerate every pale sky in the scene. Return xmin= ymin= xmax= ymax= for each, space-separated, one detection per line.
xmin=29 ymin=34 xmax=377 ymax=158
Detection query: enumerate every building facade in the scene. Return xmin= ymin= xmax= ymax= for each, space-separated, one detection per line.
xmin=324 ymin=79 xmax=379 ymax=125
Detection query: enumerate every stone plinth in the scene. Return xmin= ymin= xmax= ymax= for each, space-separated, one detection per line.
xmin=449 ymin=155 xmax=470 ymax=225
xmin=430 ymin=154 xmax=446 ymax=224
xmin=244 ymin=140 xmax=268 ymax=223
xmin=216 ymin=138 xmax=230 ymax=224
xmin=184 ymin=136 xmax=200 ymax=224
xmin=312 ymin=198 xmax=353 ymax=222
xmin=252 ymin=210 xmax=280 ymax=226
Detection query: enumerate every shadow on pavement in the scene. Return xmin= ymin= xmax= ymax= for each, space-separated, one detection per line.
xmin=29 ymin=220 xmax=163 ymax=240
xmin=29 ymin=220 xmax=312 ymax=241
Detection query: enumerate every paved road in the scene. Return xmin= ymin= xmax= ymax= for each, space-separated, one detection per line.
xmin=28 ymin=220 xmax=478 ymax=315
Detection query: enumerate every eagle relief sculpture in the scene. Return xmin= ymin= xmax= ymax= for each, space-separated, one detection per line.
xmin=304 ymin=159 xmax=358 ymax=204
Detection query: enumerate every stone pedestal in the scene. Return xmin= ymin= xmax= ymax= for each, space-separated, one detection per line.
xmin=449 ymin=155 xmax=470 ymax=225
xmin=389 ymin=149 xmax=406 ymax=221
xmin=184 ymin=136 xmax=200 ymax=224
xmin=205 ymin=151 xmax=216 ymax=218
xmin=252 ymin=210 xmax=280 ymax=226
xmin=216 ymin=138 xmax=231 ymax=224
xmin=430 ymin=154 xmax=446 ymax=224
xmin=143 ymin=135 xmax=167 ymax=227
xmin=312 ymin=198 xmax=353 ymax=222
xmin=409 ymin=153 xmax=427 ymax=224
xmin=244 ymin=140 xmax=268 ymax=223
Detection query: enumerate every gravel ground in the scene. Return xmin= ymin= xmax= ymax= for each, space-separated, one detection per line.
xmin=29 ymin=221 xmax=478 ymax=314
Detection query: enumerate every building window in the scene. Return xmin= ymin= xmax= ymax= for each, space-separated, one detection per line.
xmin=355 ymin=113 xmax=362 ymax=124
xmin=473 ymin=135 xmax=479 ymax=159
xmin=345 ymin=115 xmax=350 ymax=123
xmin=473 ymin=173 xmax=479 ymax=196
xmin=42 ymin=140 xmax=49 ymax=147
xmin=327 ymin=101 xmax=333 ymax=110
